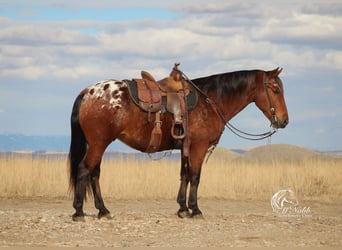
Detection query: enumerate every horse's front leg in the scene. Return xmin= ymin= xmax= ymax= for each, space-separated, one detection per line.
xmin=187 ymin=145 xmax=208 ymax=218
xmin=188 ymin=169 xmax=203 ymax=217
xmin=177 ymin=154 xmax=190 ymax=218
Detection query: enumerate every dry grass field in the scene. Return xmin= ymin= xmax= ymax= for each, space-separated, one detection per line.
xmin=0 ymin=144 xmax=341 ymax=202
xmin=1 ymin=144 xmax=342 ymax=247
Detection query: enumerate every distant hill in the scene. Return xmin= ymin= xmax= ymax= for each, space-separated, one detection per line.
xmin=1 ymin=135 xmax=341 ymax=161
xmin=0 ymin=134 xmax=70 ymax=151
xmin=208 ymin=147 xmax=241 ymax=162
xmin=235 ymin=144 xmax=339 ymax=163
xmin=0 ymin=134 xmax=131 ymax=152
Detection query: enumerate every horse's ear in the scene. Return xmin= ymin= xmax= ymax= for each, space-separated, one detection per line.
xmin=276 ymin=67 xmax=283 ymax=76
xmin=270 ymin=67 xmax=283 ymax=77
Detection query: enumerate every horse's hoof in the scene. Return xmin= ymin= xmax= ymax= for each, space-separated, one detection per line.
xmin=190 ymin=213 xmax=204 ymax=219
xmin=177 ymin=209 xmax=191 ymax=218
xmin=72 ymin=214 xmax=85 ymax=222
xmin=98 ymin=212 xmax=113 ymax=220
xmin=190 ymin=209 xmax=204 ymax=219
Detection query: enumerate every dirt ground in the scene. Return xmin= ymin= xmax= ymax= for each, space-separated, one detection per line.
xmin=0 ymin=197 xmax=341 ymax=247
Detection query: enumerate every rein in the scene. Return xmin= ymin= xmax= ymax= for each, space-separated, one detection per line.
xmin=181 ymin=71 xmax=277 ymax=141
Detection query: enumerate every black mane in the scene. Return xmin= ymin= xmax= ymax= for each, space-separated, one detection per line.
xmin=191 ymin=70 xmax=258 ymax=99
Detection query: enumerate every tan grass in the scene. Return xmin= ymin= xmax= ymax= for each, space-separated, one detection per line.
xmin=0 ymin=154 xmax=69 ymax=197
xmin=200 ymin=157 xmax=342 ymax=202
xmin=0 ymin=150 xmax=341 ymax=202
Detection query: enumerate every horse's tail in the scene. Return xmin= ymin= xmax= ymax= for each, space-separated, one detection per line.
xmin=68 ymin=92 xmax=87 ymax=194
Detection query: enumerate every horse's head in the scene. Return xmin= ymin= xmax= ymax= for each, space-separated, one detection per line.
xmin=254 ymin=68 xmax=289 ymax=129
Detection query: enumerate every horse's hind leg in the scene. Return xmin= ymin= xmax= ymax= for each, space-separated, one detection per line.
xmin=91 ymin=163 xmax=111 ymax=219
xmin=72 ymin=160 xmax=90 ymax=221
xmin=72 ymin=143 xmax=108 ymax=221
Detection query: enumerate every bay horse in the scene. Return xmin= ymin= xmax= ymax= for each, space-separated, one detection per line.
xmin=68 ymin=66 xmax=288 ymax=221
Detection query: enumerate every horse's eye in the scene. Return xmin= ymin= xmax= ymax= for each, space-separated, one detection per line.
xmin=272 ymin=83 xmax=280 ymax=95
xmin=273 ymin=89 xmax=280 ymax=95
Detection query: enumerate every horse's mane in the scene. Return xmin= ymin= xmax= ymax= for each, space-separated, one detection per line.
xmin=191 ymin=70 xmax=258 ymax=99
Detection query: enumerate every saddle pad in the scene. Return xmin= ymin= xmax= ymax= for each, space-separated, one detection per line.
xmin=125 ymin=79 xmax=198 ymax=112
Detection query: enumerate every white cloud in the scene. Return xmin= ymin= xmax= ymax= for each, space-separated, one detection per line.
xmin=252 ymin=12 xmax=342 ymax=49
xmin=1 ymin=1 xmax=341 ymax=81
xmin=0 ymin=24 xmax=97 ymax=46
xmin=0 ymin=0 xmax=341 ymax=150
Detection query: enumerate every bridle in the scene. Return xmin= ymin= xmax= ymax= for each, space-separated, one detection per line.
xmin=182 ymin=71 xmax=278 ymax=141
xmin=263 ymin=73 xmax=279 ymax=129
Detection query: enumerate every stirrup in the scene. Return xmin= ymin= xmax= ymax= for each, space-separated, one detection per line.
xmin=174 ymin=116 xmax=183 ymax=125
xmin=171 ymin=120 xmax=185 ymax=140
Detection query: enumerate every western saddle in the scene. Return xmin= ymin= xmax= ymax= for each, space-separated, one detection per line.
xmin=128 ymin=63 xmax=196 ymax=155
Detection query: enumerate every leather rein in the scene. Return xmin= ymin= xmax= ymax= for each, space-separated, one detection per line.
xmin=181 ymin=71 xmax=277 ymax=141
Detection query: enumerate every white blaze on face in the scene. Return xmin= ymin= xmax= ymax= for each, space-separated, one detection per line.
xmin=84 ymin=80 xmax=125 ymax=109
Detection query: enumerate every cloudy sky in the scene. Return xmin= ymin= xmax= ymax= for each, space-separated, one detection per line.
xmin=0 ymin=0 xmax=341 ymax=151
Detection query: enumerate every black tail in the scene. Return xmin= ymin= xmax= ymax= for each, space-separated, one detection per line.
xmin=68 ymin=93 xmax=87 ymax=194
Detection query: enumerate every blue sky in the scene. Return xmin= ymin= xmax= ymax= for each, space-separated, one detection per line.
xmin=2 ymin=4 xmax=177 ymax=22
xmin=0 ymin=0 xmax=341 ymax=151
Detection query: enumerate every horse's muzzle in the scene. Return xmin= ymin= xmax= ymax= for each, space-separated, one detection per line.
xmin=273 ymin=117 xmax=289 ymax=129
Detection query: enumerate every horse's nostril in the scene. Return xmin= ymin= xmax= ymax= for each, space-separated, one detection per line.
xmin=283 ymin=118 xmax=289 ymax=127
